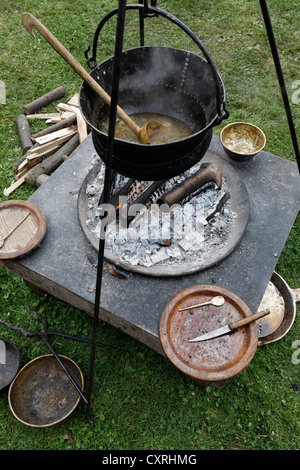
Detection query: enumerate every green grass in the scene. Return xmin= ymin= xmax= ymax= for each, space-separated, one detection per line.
xmin=0 ymin=0 xmax=299 ymax=451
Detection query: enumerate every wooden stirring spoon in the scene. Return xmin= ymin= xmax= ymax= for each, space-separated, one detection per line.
xmin=179 ymin=295 xmax=225 ymax=312
xmin=22 ymin=13 xmax=165 ymax=144
xmin=0 ymin=212 xmax=30 ymax=248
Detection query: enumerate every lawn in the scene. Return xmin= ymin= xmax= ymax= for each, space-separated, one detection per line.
xmin=0 ymin=0 xmax=299 ymax=451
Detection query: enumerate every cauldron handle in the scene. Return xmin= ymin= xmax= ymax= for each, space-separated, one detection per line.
xmin=85 ymin=4 xmax=228 ymax=124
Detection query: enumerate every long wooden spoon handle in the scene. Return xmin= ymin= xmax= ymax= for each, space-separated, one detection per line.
xmin=21 ymin=13 xmax=141 ymax=139
xmin=179 ymin=301 xmax=211 ymax=311
xmin=2 ymin=212 xmax=30 ymax=241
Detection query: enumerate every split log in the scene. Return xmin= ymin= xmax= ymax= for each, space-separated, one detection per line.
xmin=27 ymin=132 xmax=76 ymax=156
xmin=15 ymin=133 xmax=69 ymax=173
xmin=23 ymin=86 xmax=66 ymax=115
xmin=3 ymin=164 xmax=40 ymax=196
xmin=13 ymin=147 xmax=35 ymax=172
xmin=25 ymin=144 xmax=61 ymax=162
xmin=32 ymin=125 xmax=77 ymax=145
xmin=13 ymin=143 xmax=54 ymax=172
xmin=25 ymin=133 xmax=80 ymax=185
xmin=32 ymin=114 xmax=76 ymax=139
xmin=26 ymin=113 xmax=61 ymax=120
xmin=17 ymin=147 xmax=59 ymax=172
xmin=13 ymin=162 xmax=37 ymax=181
xmin=67 ymin=93 xmax=79 ymax=107
xmin=13 ymin=155 xmax=27 ymax=172
xmin=77 ymin=114 xmax=88 ymax=143
xmin=14 ymin=118 xmax=78 ymax=172
xmin=36 ymin=174 xmax=49 ymax=187
xmin=56 ymin=102 xmax=79 ymax=115
xmin=16 ymin=114 xmax=33 ymax=153
xmin=58 ymin=111 xmax=74 ymax=121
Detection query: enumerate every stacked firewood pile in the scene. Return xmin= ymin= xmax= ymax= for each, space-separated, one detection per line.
xmin=4 ymin=86 xmax=90 ymax=196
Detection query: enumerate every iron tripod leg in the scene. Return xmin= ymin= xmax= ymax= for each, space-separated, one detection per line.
xmin=0 ymin=305 xmax=127 ymax=405
xmin=40 ymin=334 xmax=88 ymax=404
xmin=85 ymin=0 xmax=127 ymax=420
xmin=259 ymin=0 xmax=300 ymax=173
xmin=0 ymin=310 xmax=88 ymax=403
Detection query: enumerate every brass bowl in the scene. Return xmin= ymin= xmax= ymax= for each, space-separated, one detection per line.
xmin=220 ymin=122 xmax=266 ymax=161
xmin=8 ymin=354 xmax=84 ymax=427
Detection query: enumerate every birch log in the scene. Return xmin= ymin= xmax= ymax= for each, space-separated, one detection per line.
xmin=16 ymin=114 xmax=33 ymax=153
xmin=23 ymin=86 xmax=66 ymax=115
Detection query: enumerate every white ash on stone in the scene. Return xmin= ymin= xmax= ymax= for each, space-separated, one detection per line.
xmin=85 ymin=160 xmax=235 ymax=269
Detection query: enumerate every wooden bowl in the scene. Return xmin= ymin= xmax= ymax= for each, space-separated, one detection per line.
xmin=8 ymin=354 xmax=84 ymax=427
xmin=159 ymin=285 xmax=259 ymax=383
xmin=0 ymin=200 xmax=46 ymax=259
xmin=220 ymin=122 xmax=266 ymax=161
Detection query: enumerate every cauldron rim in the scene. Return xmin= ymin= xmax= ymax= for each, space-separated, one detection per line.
xmin=79 ymin=45 xmax=226 ymax=148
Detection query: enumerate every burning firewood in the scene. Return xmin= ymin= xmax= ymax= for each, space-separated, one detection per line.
xmin=157 ymin=163 xmax=222 ymax=207
xmin=206 ymin=191 xmax=231 ymax=222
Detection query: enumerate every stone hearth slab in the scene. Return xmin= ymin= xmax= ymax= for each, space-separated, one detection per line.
xmin=1 ymin=134 xmax=299 ymax=357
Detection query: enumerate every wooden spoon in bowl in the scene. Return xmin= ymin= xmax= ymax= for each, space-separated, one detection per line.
xmin=178 ymin=295 xmax=225 ymax=312
xmin=0 ymin=212 xmax=30 ymax=248
xmin=22 ymin=13 xmax=165 ymax=144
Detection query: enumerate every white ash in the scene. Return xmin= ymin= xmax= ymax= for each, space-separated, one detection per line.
xmin=85 ymin=160 xmax=235 ymax=269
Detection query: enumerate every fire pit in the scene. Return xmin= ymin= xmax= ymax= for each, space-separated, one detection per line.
xmin=0 ymin=133 xmax=299 ymax=386
xmin=77 ymin=150 xmax=250 ymax=276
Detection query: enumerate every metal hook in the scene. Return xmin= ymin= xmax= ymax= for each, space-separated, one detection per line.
xmin=141 ymin=0 xmax=158 ymax=18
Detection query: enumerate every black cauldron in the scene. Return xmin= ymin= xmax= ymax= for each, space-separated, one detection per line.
xmin=79 ymin=7 xmax=228 ymax=180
